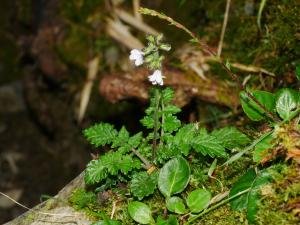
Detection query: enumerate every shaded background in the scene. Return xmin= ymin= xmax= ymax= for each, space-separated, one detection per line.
xmin=0 ymin=0 xmax=299 ymax=223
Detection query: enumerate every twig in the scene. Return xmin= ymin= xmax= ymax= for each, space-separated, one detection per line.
xmin=77 ymin=56 xmax=100 ymax=123
xmin=133 ymin=0 xmax=143 ymax=21
xmin=131 ymin=148 xmax=152 ymax=169
xmin=0 ymin=191 xmax=79 ymax=217
xmin=217 ymin=0 xmax=231 ymax=58
xmin=110 ymin=201 xmax=117 ymax=219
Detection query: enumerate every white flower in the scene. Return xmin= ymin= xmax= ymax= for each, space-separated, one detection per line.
xmin=129 ymin=49 xmax=144 ymax=66
xmin=148 ymin=70 xmax=165 ymax=86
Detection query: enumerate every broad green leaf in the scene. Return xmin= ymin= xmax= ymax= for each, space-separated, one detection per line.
xmin=211 ymin=127 xmax=250 ymax=149
xmin=240 ymin=90 xmax=275 ymax=121
xmin=275 ymin=88 xmax=299 ymax=121
xmin=230 ymin=169 xmax=272 ymax=224
xmin=83 ymin=123 xmax=118 ymax=147
xmin=192 ymin=129 xmax=227 ymax=158
xmin=128 ymin=201 xmax=153 ymax=224
xmin=253 ymin=135 xmax=274 ymax=163
xmin=166 ymin=197 xmax=186 ymax=214
xmin=130 ymin=171 xmax=158 ymax=200
xmin=158 ymin=156 xmax=190 ymax=197
xmin=186 ymin=189 xmax=211 ymax=213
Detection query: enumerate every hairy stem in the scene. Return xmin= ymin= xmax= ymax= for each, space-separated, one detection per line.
xmin=152 ymin=88 xmax=160 ymax=160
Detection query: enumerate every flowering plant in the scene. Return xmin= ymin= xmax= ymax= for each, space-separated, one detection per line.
xmin=129 ymin=34 xmax=170 ymax=86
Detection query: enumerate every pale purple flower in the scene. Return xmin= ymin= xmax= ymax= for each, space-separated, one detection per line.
xmin=148 ymin=70 xmax=165 ymax=86
xmin=129 ymin=49 xmax=144 ymax=66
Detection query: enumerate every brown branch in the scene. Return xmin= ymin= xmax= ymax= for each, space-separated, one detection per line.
xmin=131 ymin=148 xmax=152 ymax=169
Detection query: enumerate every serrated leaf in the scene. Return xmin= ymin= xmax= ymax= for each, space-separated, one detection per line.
xmin=173 ymin=124 xmax=197 ymax=156
xmin=275 ymin=88 xmax=299 ymax=121
xmin=128 ymin=132 xmax=143 ymax=148
xmin=85 ymin=152 xmax=141 ymax=185
xmin=130 ymin=171 xmax=158 ymax=200
xmin=166 ymin=196 xmax=186 ymax=214
xmin=211 ymin=127 xmax=250 ymax=149
xmin=230 ymin=169 xmax=272 ymax=224
xmin=112 ymin=126 xmax=129 ymax=148
xmin=186 ymin=188 xmax=211 ymax=213
xmin=162 ymin=114 xmax=181 ymax=133
xmin=128 ymin=201 xmax=153 ymax=224
xmin=85 ymin=159 xmax=108 ymax=185
xmin=253 ymin=135 xmax=274 ymax=163
xmin=240 ymin=90 xmax=276 ymax=121
xmin=163 ymin=105 xmax=181 ymax=114
xmin=83 ymin=123 xmax=118 ymax=147
xmin=192 ymin=129 xmax=227 ymax=158
xmin=140 ymin=116 xmax=155 ymax=129
xmin=161 ymin=88 xmax=175 ymax=103
xmin=158 ymin=156 xmax=190 ymax=197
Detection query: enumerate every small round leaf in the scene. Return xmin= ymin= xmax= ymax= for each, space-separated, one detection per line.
xmin=187 ymin=189 xmax=211 ymax=213
xmin=128 ymin=201 xmax=153 ymax=224
xmin=166 ymin=197 xmax=186 ymax=214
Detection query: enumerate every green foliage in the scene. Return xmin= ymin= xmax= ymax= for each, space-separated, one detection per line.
xmin=192 ymin=128 xmax=227 ymax=158
xmin=91 ymin=219 xmax=121 ymax=225
xmin=156 ymin=215 xmax=179 ymax=225
xmin=83 ymin=123 xmax=118 ymax=147
xmin=296 ymin=66 xmax=300 ymax=80
xmin=69 ymin=188 xmax=97 ymax=210
xmin=275 ymin=88 xmax=299 ymax=121
xmin=240 ymin=90 xmax=276 ymax=121
xmin=230 ymin=169 xmax=272 ymax=224
xmin=240 ymin=88 xmax=300 ymax=123
xmin=253 ymin=135 xmax=274 ymax=163
xmin=211 ymin=127 xmax=251 ymax=149
xmin=85 ymin=151 xmax=141 ymax=185
xmin=186 ymin=188 xmax=211 ymax=213
xmin=158 ymin=156 xmax=190 ymax=197
xmin=130 ymin=171 xmax=158 ymax=200
xmin=128 ymin=201 xmax=154 ymax=224
xmin=166 ymin=196 xmax=186 ymax=214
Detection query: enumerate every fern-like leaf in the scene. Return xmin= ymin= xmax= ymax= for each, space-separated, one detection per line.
xmin=192 ymin=129 xmax=227 ymax=158
xmin=172 ymin=124 xmax=197 ymax=155
xmin=211 ymin=127 xmax=250 ymax=149
xmin=85 ymin=152 xmax=141 ymax=185
xmin=83 ymin=123 xmax=118 ymax=147
xmin=130 ymin=171 xmax=158 ymax=200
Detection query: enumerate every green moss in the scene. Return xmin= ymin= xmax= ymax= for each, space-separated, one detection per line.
xmin=256 ymin=163 xmax=300 ymax=225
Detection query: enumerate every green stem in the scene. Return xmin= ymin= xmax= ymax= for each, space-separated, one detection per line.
xmin=185 ymin=188 xmax=250 ymax=224
xmin=152 ymin=88 xmax=160 ymax=160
